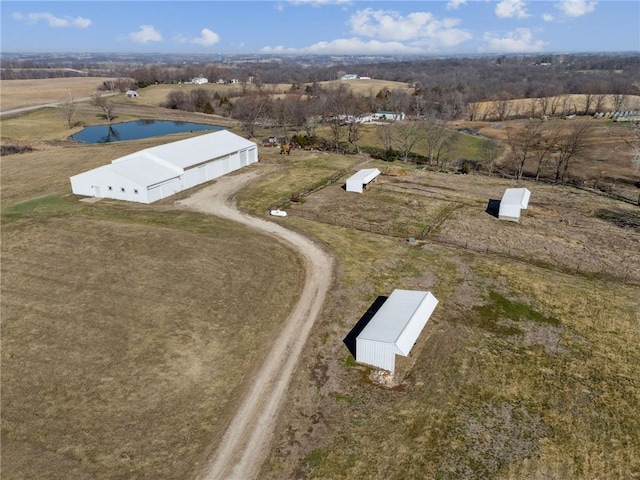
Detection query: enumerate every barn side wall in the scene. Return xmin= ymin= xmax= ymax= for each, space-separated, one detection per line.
xmin=356 ymin=338 xmax=396 ymax=372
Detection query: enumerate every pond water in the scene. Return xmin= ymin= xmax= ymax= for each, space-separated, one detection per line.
xmin=69 ymin=120 xmax=223 ymax=144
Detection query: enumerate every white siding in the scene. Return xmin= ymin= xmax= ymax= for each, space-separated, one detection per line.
xmin=346 ymin=168 xmax=381 ymax=193
xmin=355 ymin=289 xmax=438 ymax=372
xmin=356 ymin=339 xmax=397 ymax=372
xmin=70 ymin=130 xmax=258 ymax=204
xmin=499 ymin=188 xmax=531 ymax=222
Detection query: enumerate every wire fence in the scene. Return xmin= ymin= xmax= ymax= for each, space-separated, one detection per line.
xmin=284 ymin=208 xmax=640 ymax=286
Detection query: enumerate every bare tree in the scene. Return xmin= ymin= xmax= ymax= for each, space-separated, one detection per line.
xmin=92 ymin=92 xmax=115 ymax=122
xmin=377 ymin=123 xmax=395 ymax=152
xmin=420 ymin=118 xmax=453 ymax=167
xmin=232 ymin=94 xmax=271 ymax=138
xmin=493 ymin=97 xmax=512 ymax=121
xmin=466 ymin=101 xmax=481 ymax=121
xmin=393 ymin=123 xmax=424 ymax=162
xmin=505 ymin=119 xmax=543 ymax=180
xmin=552 ymin=121 xmax=593 ymax=183
xmin=533 ymin=129 xmax=558 ymax=181
xmin=479 ymin=138 xmax=501 ymax=175
xmin=612 ymin=93 xmax=628 ymax=112
xmin=60 ymin=89 xmax=77 ymax=128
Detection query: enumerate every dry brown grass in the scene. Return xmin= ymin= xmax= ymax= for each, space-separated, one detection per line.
xmin=2 ymin=82 xmax=639 ymax=480
xmin=0 ymin=77 xmax=119 ymax=111
xmin=1 ymin=211 xmax=303 ymax=480
xmin=259 ymin=169 xmax=640 ymax=479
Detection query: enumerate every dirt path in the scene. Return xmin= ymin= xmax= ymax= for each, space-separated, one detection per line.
xmin=175 ymin=168 xmax=334 ymax=480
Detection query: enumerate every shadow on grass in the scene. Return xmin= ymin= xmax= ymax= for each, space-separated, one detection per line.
xmin=486 ymin=199 xmax=501 ymax=218
xmin=343 ymin=295 xmax=388 ymax=359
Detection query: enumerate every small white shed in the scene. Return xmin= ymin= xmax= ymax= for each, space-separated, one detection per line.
xmin=499 ymin=187 xmax=531 ymax=222
xmin=346 ymin=168 xmax=381 ymax=193
xmin=356 ymin=289 xmax=439 ymax=372
xmin=70 ymin=130 xmax=258 ymax=204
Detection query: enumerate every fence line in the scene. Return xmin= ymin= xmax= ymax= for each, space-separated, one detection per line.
xmin=284 ymin=208 xmax=640 ymax=286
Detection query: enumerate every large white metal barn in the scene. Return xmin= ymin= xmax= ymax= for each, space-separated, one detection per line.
xmin=70 ymin=130 xmax=258 ymax=204
xmin=346 ymin=168 xmax=381 ymax=193
xmin=499 ymin=187 xmax=531 ymax=222
xmin=356 ymin=289 xmax=439 ymax=372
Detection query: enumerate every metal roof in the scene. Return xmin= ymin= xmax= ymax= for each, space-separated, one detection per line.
xmin=357 ymin=289 xmax=438 ymax=354
xmin=110 ymin=153 xmax=182 ymax=186
xmin=113 ymin=129 xmax=257 ymax=170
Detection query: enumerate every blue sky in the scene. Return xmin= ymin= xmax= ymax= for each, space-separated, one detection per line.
xmin=2 ymin=1 xmax=639 ymax=55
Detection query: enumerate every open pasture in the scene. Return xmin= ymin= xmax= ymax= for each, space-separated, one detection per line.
xmin=284 ymin=165 xmax=640 ymax=283
xmin=1 ymin=207 xmax=303 ymax=480
xmin=0 ymin=77 xmax=119 ymax=112
xmin=2 ymin=83 xmax=639 ymax=480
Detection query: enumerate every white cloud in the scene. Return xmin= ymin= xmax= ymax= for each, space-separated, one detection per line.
xmin=479 ymin=28 xmax=546 ymax=53
xmin=12 ymin=11 xmax=91 ymax=28
xmin=347 ymin=8 xmax=471 ymax=48
xmin=495 ymin=0 xmax=529 ymax=19
xmin=128 ymin=25 xmax=162 ymax=44
xmin=542 ymin=13 xmax=555 ymax=22
xmin=191 ymin=28 xmax=220 ymax=46
xmin=556 ymin=0 xmax=597 ymax=17
xmin=262 ymin=37 xmax=424 ymax=55
xmin=446 ymin=0 xmax=467 ymax=10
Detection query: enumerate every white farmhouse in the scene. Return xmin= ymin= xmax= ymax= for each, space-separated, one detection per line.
xmin=345 ymin=168 xmax=381 ymax=193
xmin=498 ymin=187 xmax=531 ymax=222
xmin=356 ymin=289 xmax=439 ymax=373
xmin=192 ymin=77 xmax=209 ymax=85
xmin=70 ymin=130 xmax=258 ymax=204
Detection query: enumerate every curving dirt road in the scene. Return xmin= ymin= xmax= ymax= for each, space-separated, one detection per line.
xmin=175 ymin=168 xmax=333 ymax=480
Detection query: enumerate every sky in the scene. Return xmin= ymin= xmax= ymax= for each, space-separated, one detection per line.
xmin=1 ymin=1 xmax=639 ymax=56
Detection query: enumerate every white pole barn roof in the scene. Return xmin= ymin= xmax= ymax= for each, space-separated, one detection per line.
xmin=356 ymin=289 xmax=439 ymax=372
xmin=346 ymin=168 xmax=381 ymax=193
xmin=499 ymin=187 xmax=531 ymax=222
xmin=70 ymin=129 xmax=258 ymax=204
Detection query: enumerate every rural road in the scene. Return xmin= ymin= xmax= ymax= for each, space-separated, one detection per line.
xmin=175 ymin=169 xmax=334 ymax=480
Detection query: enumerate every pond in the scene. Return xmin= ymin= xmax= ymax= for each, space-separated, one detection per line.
xmin=69 ymin=120 xmax=223 ymax=144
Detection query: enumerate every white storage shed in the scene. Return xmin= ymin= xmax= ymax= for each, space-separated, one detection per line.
xmin=346 ymin=168 xmax=381 ymax=193
xmin=356 ymin=289 xmax=439 ymax=372
xmin=499 ymin=187 xmax=531 ymax=222
xmin=70 ymin=130 xmax=258 ymax=204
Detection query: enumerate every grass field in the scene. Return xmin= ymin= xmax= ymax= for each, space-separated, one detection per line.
xmin=2 ymin=77 xmax=639 ymax=480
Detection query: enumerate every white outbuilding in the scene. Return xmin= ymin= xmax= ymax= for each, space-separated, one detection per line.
xmin=70 ymin=130 xmax=258 ymax=204
xmin=499 ymin=187 xmax=531 ymax=222
xmin=356 ymin=289 xmax=439 ymax=373
xmin=346 ymin=168 xmax=381 ymax=193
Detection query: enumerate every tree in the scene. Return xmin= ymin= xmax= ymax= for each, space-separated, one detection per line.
xmin=479 ymin=138 xmax=501 ymax=175
xmin=232 ymin=94 xmax=270 ymax=138
xmin=393 ymin=123 xmax=424 ymax=162
xmin=505 ymin=119 xmax=544 ymax=180
xmin=92 ymin=92 xmax=115 ymax=122
xmin=420 ymin=118 xmax=453 ymax=167
xmin=60 ymin=89 xmax=77 ymax=128
xmin=552 ymin=121 xmax=593 ymax=183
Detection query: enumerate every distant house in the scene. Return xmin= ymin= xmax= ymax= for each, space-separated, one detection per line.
xmin=125 ymin=90 xmax=139 ymax=98
xmin=341 ymin=74 xmax=359 ymax=80
xmin=192 ymin=77 xmax=209 ymax=85
xmin=498 ymin=187 xmax=531 ymax=222
xmin=346 ymin=168 xmax=381 ymax=193
xmin=356 ymin=289 xmax=439 ymax=372
xmin=373 ymin=110 xmax=405 ymax=121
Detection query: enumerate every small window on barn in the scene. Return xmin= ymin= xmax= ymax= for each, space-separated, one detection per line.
xmin=107 ymin=186 xmax=113 ymax=191
xmin=120 ymin=187 xmax=126 ymax=193
xmin=134 ymin=189 xmax=139 ymax=195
